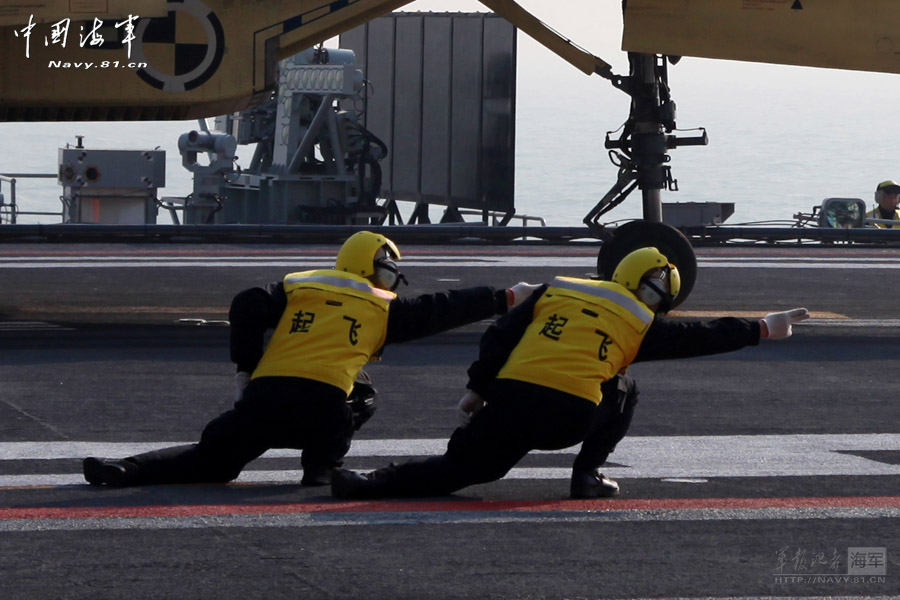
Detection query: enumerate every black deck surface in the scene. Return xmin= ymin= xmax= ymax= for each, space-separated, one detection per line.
xmin=1 ymin=243 xmax=898 ymax=599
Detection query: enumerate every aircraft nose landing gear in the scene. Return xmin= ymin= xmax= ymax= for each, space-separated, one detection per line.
xmin=596 ymin=219 xmax=697 ymax=310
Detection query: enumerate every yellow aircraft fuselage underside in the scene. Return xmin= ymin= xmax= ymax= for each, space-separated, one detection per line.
xmin=623 ymin=0 xmax=900 ymax=74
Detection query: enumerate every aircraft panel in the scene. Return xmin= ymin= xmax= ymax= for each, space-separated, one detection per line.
xmin=623 ymin=0 xmax=900 ymax=75
xmin=341 ymin=13 xmax=515 ymax=213
xmin=481 ymin=16 xmax=516 ymax=215
xmin=450 ymin=17 xmax=483 ymax=206
xmin=420 ymin=16 xmax=453 ymax=200
xmin=361 ymin=16 xmax=397 ymax=191
xmin=391 ymin=16 xmax=424 ymax=197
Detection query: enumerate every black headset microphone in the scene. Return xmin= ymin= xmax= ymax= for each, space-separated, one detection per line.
xmin=374 ymin=257 xmax=407 ymax=291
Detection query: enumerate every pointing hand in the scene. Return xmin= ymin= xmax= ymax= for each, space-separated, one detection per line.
xmin=761 ymin=308 xmax=810 ymax=339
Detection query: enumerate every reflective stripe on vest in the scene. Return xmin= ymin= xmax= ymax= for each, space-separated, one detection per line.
xmin=283 ymin=273 xmax=397 ymax=301
xmin=550 ymin=277 xmax=654 ymax=329
xmin=251 ymin=270 xmax=394 ymax=394
xmin=497 ymin=277 xmax=654 ymax=404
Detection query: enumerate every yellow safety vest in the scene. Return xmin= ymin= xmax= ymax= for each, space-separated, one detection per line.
xmin=866 ymin=207 xmax=900 ymax=228
xmin=497 ymin=277 xmax=655 ymax=404
xmin=251 ymin=269 xmax=396 ymax=394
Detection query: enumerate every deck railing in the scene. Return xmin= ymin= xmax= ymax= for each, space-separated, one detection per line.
xmin=0 ymin=173 xmax=64 ymax=225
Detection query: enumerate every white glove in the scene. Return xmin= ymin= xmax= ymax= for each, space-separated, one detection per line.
xmin=506 ymin=282 xmax=541 ymax=309
xmin=761 ymin=308 xmax=810 ymax=339
xmin=234 ymin=371 xmax=251 ymax=402
xmin=457 ymin=390 xmax=486 ymax=427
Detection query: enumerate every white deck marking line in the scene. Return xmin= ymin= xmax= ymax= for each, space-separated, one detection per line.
xmin=3 ymin=434 xmax=900 ymax=487
xmin=0 ymin=506 xmax=898 ymax=532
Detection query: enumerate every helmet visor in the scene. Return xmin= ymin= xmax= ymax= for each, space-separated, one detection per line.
xmin=373 ymin=257 xmax=403 ymax=291
xmin=643 ymin=268 xmax=670 ymax=292
xmin=640 ymin=267 xmax=677 ymax=312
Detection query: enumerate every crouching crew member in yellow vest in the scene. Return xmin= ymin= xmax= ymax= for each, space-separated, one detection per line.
xmin=83 ymin=231 xmax=540 ymax=487
xmin=330 ymin=247 xmax=677 ymax=498
xmin=331 ymin=247 xmax=810 ymax=499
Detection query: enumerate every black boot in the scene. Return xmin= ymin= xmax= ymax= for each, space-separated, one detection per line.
xmin=83 ymin=457 xmax=140 ymax=487
xmin=570 ymin=468 xmax=620 ymax=499
xmin=301 ymin=465 xmax=335 ymax=487
xmin=331 ymin=468 xmax=389 ymax=499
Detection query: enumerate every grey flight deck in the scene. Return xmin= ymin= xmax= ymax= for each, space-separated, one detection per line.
xmin=1 ymin=243 xmax=898 ymax=599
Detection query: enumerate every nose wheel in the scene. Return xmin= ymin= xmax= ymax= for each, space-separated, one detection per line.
xmin=596 ymin=220 xmax=697 ymax=309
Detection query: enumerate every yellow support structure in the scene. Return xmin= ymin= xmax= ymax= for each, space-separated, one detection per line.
xmin=623 ymin=0 xmax=900 ymax=75
xmin=479 ymin=0 xmax=613 ymax=77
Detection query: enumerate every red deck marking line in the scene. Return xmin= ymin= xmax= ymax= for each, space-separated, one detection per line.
xmin=2 ymin=496 xmax=899 ymax=521
xmin=0 ymin=247 xmax=598 ymax=258
xmin=0 ymin=249 xmax=338 ymax=257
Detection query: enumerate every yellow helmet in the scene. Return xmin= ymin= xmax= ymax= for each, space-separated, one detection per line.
xmin=612 ymin=246 xmax=681 ymax=311
xmin=875 ymin=180 xmax=900 ymax=204
xmin=335 ymin=231 xmax=403 ymax=288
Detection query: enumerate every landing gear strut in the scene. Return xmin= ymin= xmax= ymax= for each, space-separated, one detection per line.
xmin=587 ymin=52 xmax=707 ymax=307
xmin=585 ymin=52 xmax=707 ymax=231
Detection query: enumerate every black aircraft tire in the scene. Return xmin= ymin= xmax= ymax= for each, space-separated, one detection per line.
xmin=596 ymin=220 xmax=697 ymax=308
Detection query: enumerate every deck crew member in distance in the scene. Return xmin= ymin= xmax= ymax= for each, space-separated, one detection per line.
xmin=866 ymin=180 xmax=900 ymax=228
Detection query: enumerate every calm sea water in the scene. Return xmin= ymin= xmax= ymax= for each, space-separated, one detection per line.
xmin=2 ymin=56 xmax=898 ymax=227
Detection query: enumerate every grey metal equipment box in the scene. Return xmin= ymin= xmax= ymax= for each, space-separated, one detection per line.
xmin=662 ymin=201 xmax=735 ymax=227
xmin=341 ymin=13 xmax=517 ymax=221
xmin=58 ymin=147 xmax=165 ymax=224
